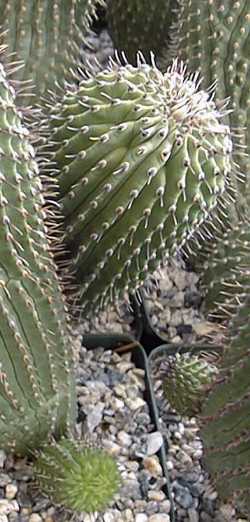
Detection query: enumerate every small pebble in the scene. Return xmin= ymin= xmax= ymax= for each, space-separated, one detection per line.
xmin=158 ymin=500 xmax=171 ymax=514
xmin=0 ymin=500 xmax=14 ymax=515
xmin=0 ymin=453 xmax=6 ymax=469
xmin=143 ymin=457 xmax=163 ymax=478
xmin=117 ymin=431 xmax=132 ymax=447
xmin=174 ymin=485 xmax=194 ymax=509
xmin=166 ymin=460 xmax=174 ymax=471
xmin=5 ymin=484 xmax=18 ymax=500
xmin=135 ymin=515 xmax=148 ymax=522
xmin=103 ymin=441 xmax=121 ymax=456
xmin=103 ymin=513 xmax=115 ymax=522
xmin=126 ymin=397 xmax=146 ymax=410
xmin=0 ymin=475 xmax=11 ymax=487
xmin=147 ymin=490 xmax=166 ymax=502
xmin=148 ymin=515 xmax=170 ymax=522
xmin=188 ymin=507 xmax=199 ymax=522
xmin=146 ymin=432 xmax=163 ymax=456
xmin=29 ymin=515 xmax=43 ymax=522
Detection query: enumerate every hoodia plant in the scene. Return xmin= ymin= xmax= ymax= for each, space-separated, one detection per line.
xmin=0 ymin=0 xmax=104 ymax=105
xmin=42 ymin=56 xmax=234 ymax=316
xmin=108 ymin=0 xmax=174 ymax=64
xmin=172 ymin=0 xmax=250 ymax=313
xmin=199 ymin=291 xmax=250 ymax=517
xmin=0 ymin=53 xmax=120 ymax=513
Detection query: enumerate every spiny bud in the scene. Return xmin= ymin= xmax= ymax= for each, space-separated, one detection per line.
xmin=34 ymin=438 xmax=121 ymax=513
xmin=161 ymin=353 xmax=218 ymax=416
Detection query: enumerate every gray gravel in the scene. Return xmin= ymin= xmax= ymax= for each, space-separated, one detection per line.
xmin=0 ymin=347 xmax=171 ymax=522
xmin=80 ymin=258 xmax=245 ymax=522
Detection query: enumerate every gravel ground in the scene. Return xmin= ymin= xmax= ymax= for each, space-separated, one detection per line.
xmin=0 ymin=264 xmax=246 ymax=522
xmin=0 ymin=347 xmax=171 ymax=522
xmin=79 ymin=258 xmax=246 ymax=522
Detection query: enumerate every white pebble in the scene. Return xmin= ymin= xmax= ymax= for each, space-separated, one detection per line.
xmin=193 ymin=449 xmax=203 ymax=460
xmin=0 ymin=451 xmax=6 ymax=469
xmin=146 ymin=431 xmax=163 ymax=456
xmin=126 ymin=460 xmax=139 ymax=472
xmin=206 ymin=490 xmax=218 ymax=501
xmin=29 ymin=515 xmax=43 ymax=522
xmin=11 ymin=501 xmax=19 ymax=512
xmin=128 ymin=371 xmax=146 ymax=391
xmin=103 ymin=440 xmax=121 ymax=456
xmin=82 ymin=514 xmax=98 ymax=522
xmin=159 ymin=500 xmax=171 ymax=513
xmin=148 ymin=490 xmax=166 ymax=502
xmin=135 ymin=514 xmax=148 ymax=522
xmin=178 ymin=422 xmax=185 ymax=435
xmin=117 ymin=431 xmax=132 ymax=447
xmin=114 ymin=384 xmax=127 ymax=399
xmin=175 ymin=271 xmax=187 ymax=291
xmin=166 ymin=460 xmax=174 ymax=471
xmin=117 ymin=361 xmax=134 ymax=373
xmin=5 ymin=483 xmax=18 ymax=500
xmin=126 ymin=397 xmax=145 ymax=410
xmin=124 ymin=508 xmax=133 ymax=521
xmin=111 ymin=398 xmax=124 ymax=411
xmin=148 ymin=515 xmax=170 ymax=522
xmin=86 ymin=403 xmax=105 ymax=432
xmin=0 ymin=500 xmax=14 ymax=515
xmin=103 ymin=513 xmax=115 ymax=522
xmin=0 ymin=515 xmax=8 ymax=522
xmin=171 ymin=335 xmax=182 ymax=344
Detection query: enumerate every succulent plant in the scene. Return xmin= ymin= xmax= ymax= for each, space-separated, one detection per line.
xmin=168 ymin=1 xmax=250 ymax=313
xmin=108 ymin=0 xmax=174 ymax=65
xmin=42 ymin=57 xmax=234 ymax=316
xmin=200 ymin=291 xmax=250 ymax=517
xmin=0 ymin=0 xmax=104 ymax=105
xmin=162 ymin=353 xmax=219 ymax=416
xmin=0 ymin=0 xmax=248 ymax=515
xmin=34 ymin=438 xmax=121 ymax=513
xmin=196 ymin=214 xmax=250 ymax=318
xmin=0 ymin=51 xmax=77 ymax=455
xmin=0 ymin=50 xmax=121 ymax=514
xmin=174 ymin=0 xmax=250 ymax=204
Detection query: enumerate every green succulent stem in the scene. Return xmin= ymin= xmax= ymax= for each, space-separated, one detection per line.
xmin=42 ymin=57 xmax=233 ymax=316
xmin=0 ymin=52 xmax=76 ymax=454
xmin=0 ymin=0 xmax=105 ymax=105
xmin=173 ymin=0 xmax=250 ymax=214
xmin=0 ymin=52 xmax=121 ymax=514
xmin=200 ymin=292 xmax=250 ymax=517
xmin=108 ymin=0 xmax=173 ymax=64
